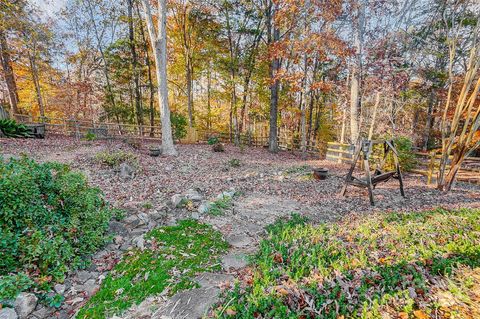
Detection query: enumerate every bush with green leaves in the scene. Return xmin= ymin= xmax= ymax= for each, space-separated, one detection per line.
xmin=393 ymin=136 xmax=417 ymax=171
xmin=94 ymin=150 xmax=137 ymax=168
xmin=171 ymin=112 xmax=187 ymax=141
xmin=0 ymin=119 xmax=32 ymax=138
xmin=0 ymin=156 xmax=114 ymax=299
xmin=85 ymin=131 xmax=96 ymax=141
xmin=208 ymin=136 xmax=219 ymax=145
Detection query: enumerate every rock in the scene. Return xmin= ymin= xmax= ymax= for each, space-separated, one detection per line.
xmin=154 ymin=287 xmax=220 ymax=319
xmin=226 ymin=233 xmax=253 ymax=248
xmin=191 ymin=212 xmax=199 ymax=219
xmin=0 ymin=308 xmax=17 ymax=319
xmin=185 ymin=189 xmax=203 ymax=202
xmin=113 ymin=235 xmax=124 ymax=245
xmin=119 ymin=163 xmax=135 ymax=180
xmin=133 ymin=235 xmax=145 ymax=250
xmin=75 ymin=270 xmax=92 ymax=284
xmin=54 ymin=284 xmax=66 ymax=295
xmin=197 ymin=201 xmax=210 ymax=214
xmin=216 ymin=188 xmax=236 ymax=200
xmin=194 ymin=273 xmax=234 ymax=288
xmin=14 ymin=292 xmax=37 ymax=319
xmin=222 ymin=252 xmax=248 ymax=270
xmin=82 ymin=279 xmax=98 ymax=296
xmin=138 ymin=212 xmax=151 ymax=225
xmin=171 ymin=194 xmax=185 ymax=207
xmin=124 ymin=215 xmax=142 ymax=229
xmin=109 ymin=220 xmax=129 ymax=236
xmin=30 ymin=305 xmax=53 ymax=319
xmin=150 ymin=209 xmax=167 ymax=222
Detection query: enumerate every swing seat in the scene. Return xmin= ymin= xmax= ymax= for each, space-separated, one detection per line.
xmin=371 ymin=171 xmax=396 ymax=185
xmin=348 ymin=171 xmax=396 ymax=188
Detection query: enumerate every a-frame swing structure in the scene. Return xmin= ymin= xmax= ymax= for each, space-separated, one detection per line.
xmin=340 ymin=139 xmax=405 ymax=206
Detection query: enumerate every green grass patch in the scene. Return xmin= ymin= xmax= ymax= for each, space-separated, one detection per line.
xmin=215 ymin=209 xmax=480 ymax=318
xmin=209 ymin=196 xmax=233 ymax=216
xmin=77 ymin=220 xmax=228 ymax=319
xmin=285 ymin=164 xmax=311 ymax=175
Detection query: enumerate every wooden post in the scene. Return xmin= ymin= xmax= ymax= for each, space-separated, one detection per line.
xmin=340 ymin=141 xmax=362 ymax=197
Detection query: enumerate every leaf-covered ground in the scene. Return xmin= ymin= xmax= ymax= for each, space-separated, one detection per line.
xmin=213 ymin=209 xmax=480 ymax=319
xmin=1 ymin=137 xmax=479 ymax=222
xmin=77 ymin=220 xmax=228 ymax=319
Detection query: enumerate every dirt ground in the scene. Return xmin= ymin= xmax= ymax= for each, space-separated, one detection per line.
xmin=2 ymin=137 xmax=480 ymax=318
xmin=1 ymin=137 xmax=479 ymax=222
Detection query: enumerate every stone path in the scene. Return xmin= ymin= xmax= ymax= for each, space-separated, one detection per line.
xmin=136 ymin=193 xmax=307 ymax=319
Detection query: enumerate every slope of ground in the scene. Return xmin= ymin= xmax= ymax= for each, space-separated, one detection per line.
xmin=213 ymin=209 xmax=480 ymax=319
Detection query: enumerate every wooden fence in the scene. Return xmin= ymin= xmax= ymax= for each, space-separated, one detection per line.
xmin=410 ymin=152 xmax=480 ymax=185
xmin=326 ymin=142 xmax=480 ymax=185
xmin=12 ymin=114 xmax=327 ymax=155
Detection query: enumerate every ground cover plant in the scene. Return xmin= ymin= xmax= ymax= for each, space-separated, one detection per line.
xmin=77 ymin=219 xmax=228 ymax=319
xmin=94 ymin=150 xmax=138 ymax=168
xmin=0 ymin=119 xmax=32 ymax=138
xmin=215 ymin=209 xmax=480 ymax=318
xmin=0 ymin=156 xmax=114 ymax=300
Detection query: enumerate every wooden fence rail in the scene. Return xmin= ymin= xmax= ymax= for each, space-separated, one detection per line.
xmin=12 ymin=114 xmax=328 ymax=155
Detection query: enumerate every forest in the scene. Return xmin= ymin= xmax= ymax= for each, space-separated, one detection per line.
xmin=1 ymin=0 xmax=478 ymax=156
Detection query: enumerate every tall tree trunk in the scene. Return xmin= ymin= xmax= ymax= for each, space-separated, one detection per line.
xmin=136 ymin=3 xmax=156 ymax=137
xmin=300 ymin=51 xmax=308 ymax=157
xmin=0 ymin=30 xmax=19 ymax=115
xmin=207 ymin=66 xmax=212 ymax=130
xmin=28 ymin=50 xmax=45 ymax=119
xmin=141 ymin=0 xmax=177 ymax=155
xmin=267 ymin=0 xmax=279 ymax=153
xmin=127 ymin=0 xmax=143 ymax=134
xmin=306 ymin=91 xmax=314 ymax=146
xmin=85 ymin=0 xmax=117 ymax=113
xmin=186 ymin=58 xmax=194 ymax=127
xmin=349 ymin=0 xmax=365 ymax=143
xmin=422 ymin=90 xmax=436 ymax=151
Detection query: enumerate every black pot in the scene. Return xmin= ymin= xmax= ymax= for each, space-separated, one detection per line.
xmin=149 ymin=148 xmax=161 ymax=157
xmin=313 ymin=168 xmax=329 ymax=180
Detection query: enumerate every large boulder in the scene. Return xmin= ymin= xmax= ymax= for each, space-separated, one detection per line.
xmin=14 ymin=293 xmax=37 ymax=319
xmin=0 ymin=308 xmax=17 ymax=319
xmin=185 ymin=189 xmax=203 ymax=202
xmin=119 ymin=163 xmax=135 ymax=180
xmin=170 ymin=194 xmax=185 ymax=207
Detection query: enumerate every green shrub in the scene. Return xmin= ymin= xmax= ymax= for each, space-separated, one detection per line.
xmin=208 ymin=136 xmax=219 ymax=145
xmin=171 ymin=112 xmax=187 ymax=140
xmin=209 ymin=196 xmax=233 ymax=216
xmin=371 ymin=137 xmax=417 ymax=172
xmin=94 ymin=150 xmax=137 ymax=168
xmin=393 ymin=136 xmax=417 ymax=171
xmin=228 ymin=158 xmax=241 ymax=167
xmin=85 ymin=132 xmax=96 ymax=141
xmin=0 ymin=119 xmax=32 ymax=138
xmin=0 ymin=156 xmax=114 ymax=299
